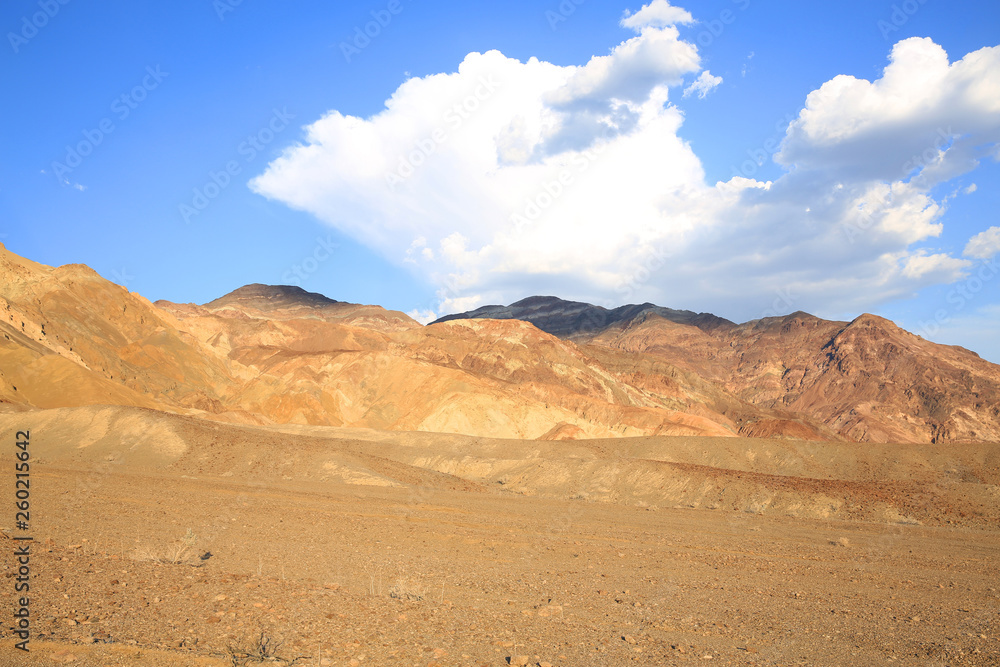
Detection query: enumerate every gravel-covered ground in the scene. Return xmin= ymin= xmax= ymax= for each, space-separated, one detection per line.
xmin=1 ymin=463 xmax=998 ymax=667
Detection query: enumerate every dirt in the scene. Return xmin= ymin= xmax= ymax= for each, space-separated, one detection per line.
xmin=0 ymin=407 xmax=998 ymax=666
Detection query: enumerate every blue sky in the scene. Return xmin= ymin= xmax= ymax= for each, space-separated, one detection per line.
xmin=2 ymin=0 xmax=999 ymax=361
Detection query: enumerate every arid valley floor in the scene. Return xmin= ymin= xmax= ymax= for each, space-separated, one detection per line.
xmin=1 ymin=405 xmax=998 ymax=666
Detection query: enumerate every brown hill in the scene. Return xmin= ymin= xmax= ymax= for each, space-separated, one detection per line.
xmin=0 ymin=244 xmax=234 ymax=414
xmin=155 ymin=303 xmax=797 ymax=438
xmin=588 ymin=310 xmax=1000 ymax=443
xmin=3 ymin=244 xmax=998 ymax=443
xmin=3 ymin=245 xmax=818 ymax=439
xmin=177 ymin=283 xmax=421 ymax=333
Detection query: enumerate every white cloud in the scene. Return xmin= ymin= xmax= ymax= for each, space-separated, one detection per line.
xmin=965 ymin=227 xmax=1000 ymax=260
xmin=683 ymin=70 xmax=722 ymax=99
xmin=404 ymin=236 xmax=435 ymax=264
xmin=965 ymin=183 xmax=978 ymax=194
xmin=777 ymin=38 xmax=1000 ymax=185
xmin=438 ymin=293 xmax=485 ymax=315
xmin=406 ymin=309 xmax=438 ymax=325
xmin=620 ymin=0 xmax=693 ymax=31
xmin=545 ymin=24 xmax=700 ymax=110
xmin=901 ymin=251 xmax=970 ymax=280
xmin=252 ymin=19 xmax=1000 ymax=323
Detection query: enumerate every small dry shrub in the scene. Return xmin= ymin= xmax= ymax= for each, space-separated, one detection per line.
xmin=132 ymin=528 xmax=200 ymax=566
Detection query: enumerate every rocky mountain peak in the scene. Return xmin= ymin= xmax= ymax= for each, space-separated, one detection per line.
xmin=204 ymin=284 xmax=342 ymax=311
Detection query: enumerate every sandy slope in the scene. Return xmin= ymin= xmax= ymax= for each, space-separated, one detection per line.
xmin=11 ymin=405 xmax=999 ymax=528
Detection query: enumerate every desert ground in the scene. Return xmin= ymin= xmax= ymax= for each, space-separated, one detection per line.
xmin=1 ymin=405 xmax=998 ymax=666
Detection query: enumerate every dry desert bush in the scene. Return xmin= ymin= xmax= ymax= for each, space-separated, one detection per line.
xmin=131 ymin=527 xmax=201 ymax=566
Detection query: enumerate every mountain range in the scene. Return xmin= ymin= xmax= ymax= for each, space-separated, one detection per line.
xmin=2 ymin=243 xmax=999 ymax=444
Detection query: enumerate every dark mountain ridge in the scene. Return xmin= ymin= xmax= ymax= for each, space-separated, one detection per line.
xmin=432 ymin=295 xmax=734 ymax=338
xmin=204 ymin=283 xmax=343 ymax=311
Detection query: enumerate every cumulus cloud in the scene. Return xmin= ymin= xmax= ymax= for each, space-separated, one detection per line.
xmin=620 ymin=0 xmax=693 ymax=31
xmin=777 ymin=38 xmax=1000 ymax=185
xmin=252 ymin=11 xmax=1000 ymax=322
xmin=565 ymin=30 xmax=696 ymax=103
xmin=683 ymin=70 xmax=722 ymax=99
xmin=965 ymin=227 xmax=1000 ymax=259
